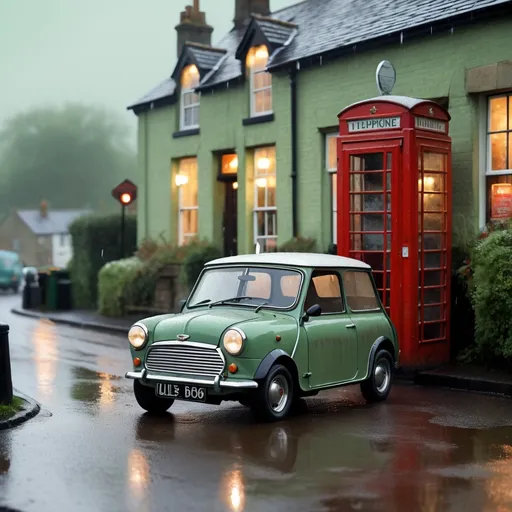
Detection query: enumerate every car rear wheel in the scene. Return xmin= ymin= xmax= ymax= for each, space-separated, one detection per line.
xmin=134 ymin=380 xmax=174 ymax=414
xmin=251 ymin=364 xmax=295 ymax=422
xmin=360 ymin=349 xmax=394 ymax=403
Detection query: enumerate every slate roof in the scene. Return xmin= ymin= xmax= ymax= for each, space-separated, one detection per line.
xmin=128 ymin=0 xmax=511 ymax=111
xmin=187 ymin=43 xmax=227 ymax=70
xmin=17 ymin=209 xmax=91 ymax=236
xmin=254 ymin=15 xmax=297 ymax=47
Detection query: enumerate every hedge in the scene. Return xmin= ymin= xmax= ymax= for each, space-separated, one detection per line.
xmin=69 ymin=213 xmax=137 ymax=308
xmin=98 ymin=238 xmax=222 ymax=317
xmin=470 ymin=228 xmax=512 ymax=364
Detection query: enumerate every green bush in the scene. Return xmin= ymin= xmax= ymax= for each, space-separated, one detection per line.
xmin=98 ymin=257 xmax=143 ymax=316
xmin=69 ymin=213 xmax=137 ymax=308
xmin=278 ymin=236 xmax=317 ymax=252
xmin=470 ymin=228 xmax=512 ymax=363
xmin=97 ymin=238 xmax=221 ymax=316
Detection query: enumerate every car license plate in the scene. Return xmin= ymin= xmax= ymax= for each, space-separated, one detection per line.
xmin=155 ymin=383 xmax=206 ymax=402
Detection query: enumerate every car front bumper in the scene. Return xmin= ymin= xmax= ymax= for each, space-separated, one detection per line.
xmin=126 ymin=369 xmax=258 ymax=393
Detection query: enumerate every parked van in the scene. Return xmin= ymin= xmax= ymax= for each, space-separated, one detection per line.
xmin=0 ymin=250 xmax=23 ymax=292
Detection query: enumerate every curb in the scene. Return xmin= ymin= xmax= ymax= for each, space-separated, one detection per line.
xmin=0 ymin=390 xmax=41 ymax=431
xmin=10 ymin=308 xmax=128 ymax=335
xmin=414 ymin=371 xmax=512 ymax=397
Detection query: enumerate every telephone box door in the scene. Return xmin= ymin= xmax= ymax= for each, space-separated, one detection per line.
xmin=338 ymin=140 xmax=403 ymax=322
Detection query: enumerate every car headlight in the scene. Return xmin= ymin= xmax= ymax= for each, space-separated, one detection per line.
xmin=128 ymin=323 xmax=148 ymax=350
xmin=223 ymin=328 xmax=246 ymax=356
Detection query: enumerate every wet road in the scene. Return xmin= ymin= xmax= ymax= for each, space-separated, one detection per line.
xmin=2 ymin=294 xmax=512 ymax=512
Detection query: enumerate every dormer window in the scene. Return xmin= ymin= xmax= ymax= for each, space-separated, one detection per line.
xmin=180 ymin=64 xmax=200 ymax=130
xmin=246 ymin=45 xmax=272 ymax=117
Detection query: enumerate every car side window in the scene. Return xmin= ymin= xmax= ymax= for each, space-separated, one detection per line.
xmin=304 ymin=271 xmax=344 ymax=314
xmin=343 ymin=271 xmax=380 ymax=311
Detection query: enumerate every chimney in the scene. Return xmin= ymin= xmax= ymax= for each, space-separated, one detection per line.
xmin=40 ymin=200 xmax=48 ymax=219
xmin=234 ymin=0 xmax=270 ymax=29
xmin=175 ymin=0 xmax=213 ymax=58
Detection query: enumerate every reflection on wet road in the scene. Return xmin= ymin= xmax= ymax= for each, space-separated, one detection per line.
xmin=2 ymin=294 xmax=512 ymax=511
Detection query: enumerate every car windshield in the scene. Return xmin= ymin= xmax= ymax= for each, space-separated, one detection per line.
xmin=188 ymin=266 xmax=303 ymax=309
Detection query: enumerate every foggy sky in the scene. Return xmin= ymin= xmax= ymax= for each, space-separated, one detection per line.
xmin=0 ymin=0 xmax=296 ymax=146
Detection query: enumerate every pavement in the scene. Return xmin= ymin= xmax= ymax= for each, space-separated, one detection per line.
xmin=2 ymin=293 xmax=512 ymax=511
xmin=9 ymin=296 xmax=512 ymax=399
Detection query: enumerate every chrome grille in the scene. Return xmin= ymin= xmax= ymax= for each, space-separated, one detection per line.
xmin=145 ymin=343 xmax=225 ymax=377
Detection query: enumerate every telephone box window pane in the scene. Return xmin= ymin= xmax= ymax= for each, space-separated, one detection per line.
xmin=350 ymin=154 xmax=384 ymax=172
xmin=423 ymin=213 xmax=444 ymax=231
xmin=424 ymin=270 xmax=442 ymax=286
xmin=424 ymin=288 xmax=442 ymax=305
xmin=373 ymin=272 xmax=383 ymax=289
xmin=510 ymin=97 xmax=512 ymax=130
xmin=424 ymin=252 xmax=442 ymax=268
xmin=424 ymin=306 xmax=443 ymax=322
xmin=423 ymin=233 xmax=443 ymax=250
xmin=386 ymin=153 xmax=392 ymax=170
xmin=351 ymin=214 xmax=384 ymax=232
xmin=362 ymin=234 xmax=384 ymax=251
xmin=350 ymin=173 xmax=385 ymax=192
xmin=423 ymin=152 xmax=445 ymax=172
xmin=490 ymin=133 xmax=507 ymax=170
xmin=421 ymin=174 xmax=444 ymax=193
xmin=424 ymin=323 xmax=443 ymax=341
xmin=363 ymin=253 xmax=384 ymax=270
xmin=489 ymin=96 xmax=508 ymax=132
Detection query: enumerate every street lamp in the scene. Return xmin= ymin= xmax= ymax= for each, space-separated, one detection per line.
xmin=112 ymin=179 xmax=137 ymax=259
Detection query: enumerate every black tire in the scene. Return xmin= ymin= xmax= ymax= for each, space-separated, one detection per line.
xmin=360 ymin=349 xmax=394 ymax=403
xmin=133 ymin=380 xmax=174 ymax=414
xmin=251 ymin=364 xmax=295 ymax=422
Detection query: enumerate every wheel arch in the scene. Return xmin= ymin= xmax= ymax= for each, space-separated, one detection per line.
xmin=365 ymin=336 xmax=396 ymax=379
xmin=254 ymin=349 xmax=301 ymax=390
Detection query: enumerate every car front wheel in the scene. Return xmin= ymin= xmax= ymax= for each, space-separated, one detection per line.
xmin=133 ymin=380 xmax=174 ymax=414
xmin=251 ymin=364 xmax=295 ymax=422
xmin=360 ymin=349 xmax=394 ymax=403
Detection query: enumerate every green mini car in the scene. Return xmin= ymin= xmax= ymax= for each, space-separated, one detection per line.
xmin=126 ymin=253 xmax=399 ymax=422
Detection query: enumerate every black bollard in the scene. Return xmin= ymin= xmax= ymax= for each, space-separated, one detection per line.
xmin=0 ymin=323 xmax=13 ymax=405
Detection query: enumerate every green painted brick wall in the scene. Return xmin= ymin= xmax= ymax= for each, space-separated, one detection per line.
xmin=135 ymin=16 xmax=512 ymax=252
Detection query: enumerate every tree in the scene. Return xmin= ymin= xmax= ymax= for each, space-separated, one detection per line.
xmin=0 ymin=103 xmax=137 ymax=215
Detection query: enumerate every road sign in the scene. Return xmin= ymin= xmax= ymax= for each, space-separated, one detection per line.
xmin=112 ymin=179 xmax=137 ymax=206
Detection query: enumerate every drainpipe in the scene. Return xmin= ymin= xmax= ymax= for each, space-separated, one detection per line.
xmin=290 ymin=67 xmax=298 ymax=238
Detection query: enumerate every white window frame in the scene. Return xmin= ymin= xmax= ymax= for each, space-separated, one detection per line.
xmin=177 ymin=159 xmax=199 ymax=245
xmin=479 ymin=92 xmax=512 ymax=228
xmin=180 ymin=66 xmax=200 ymax=131
xmin=326 ymin=133 xmax=338 ymax=244
xmin=253 ymin=147 xmax=277 ymax=252
xmin=248 ymin=47 xmax=272 ymax=118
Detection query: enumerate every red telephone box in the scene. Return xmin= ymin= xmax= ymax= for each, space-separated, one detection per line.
xmin=337 ymin=96 xmax=452 ymax=369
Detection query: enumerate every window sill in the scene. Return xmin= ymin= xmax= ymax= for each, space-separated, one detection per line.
xmin=173 ymin=128 xmax=200 ymax=138
xmin=242 ymin=113 xmax=274 ymax=126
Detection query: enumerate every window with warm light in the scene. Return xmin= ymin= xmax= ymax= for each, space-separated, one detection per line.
xmin=221 ymin=154 xmax=238 ymax=175
xmin=486 ymin=94 xmax=512 ymax=222
xmin=181 ymin=64 xmax=200 ymax=130
xmin=253 ymin=146 xmax=277 ymax=252
xmin=246 ymin=45 xmax=272 ymax=117
xmin=326 ymin=134 xmax=338 ymax=244
xmin=175 ymin=157 xmax=198 ymax=244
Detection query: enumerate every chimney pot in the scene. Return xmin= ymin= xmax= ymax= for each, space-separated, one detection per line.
xmin=234 ymin=0 xmax=270 ymax=29
xmin=176 ymin=1 xmax=213 ymax=57
xmin=40 ymin=200 xmax=48 ymax=219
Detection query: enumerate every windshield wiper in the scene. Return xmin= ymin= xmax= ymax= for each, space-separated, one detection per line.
xmin=255 ymin=302 xmax=269 ymax=313
xmin=189 ymin=299 xmax=211 ymax=308
xmin=209 ymin=296 xmax=256 ymax=308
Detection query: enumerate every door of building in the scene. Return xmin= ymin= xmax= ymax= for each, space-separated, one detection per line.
xmin=223 ymin=182 xmax=238 ymax=256
xmin=339 ymin=141 xmax=402 ymax=322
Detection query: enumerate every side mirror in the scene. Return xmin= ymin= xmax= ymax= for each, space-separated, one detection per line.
xmin=179 ymin=299 xmax=187 ymax=312
xmin=306 ymin=304 xmax=322 ymax=317
xmin=302 ymin=304 xmax=322 ymax=323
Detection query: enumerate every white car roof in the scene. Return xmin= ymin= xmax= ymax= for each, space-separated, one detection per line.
xmin=206 ymin=252 xmax=371 ymax=270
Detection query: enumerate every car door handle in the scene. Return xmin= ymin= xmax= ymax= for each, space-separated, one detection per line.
xmin=346 ymin=324 xmax=356 ymax=329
